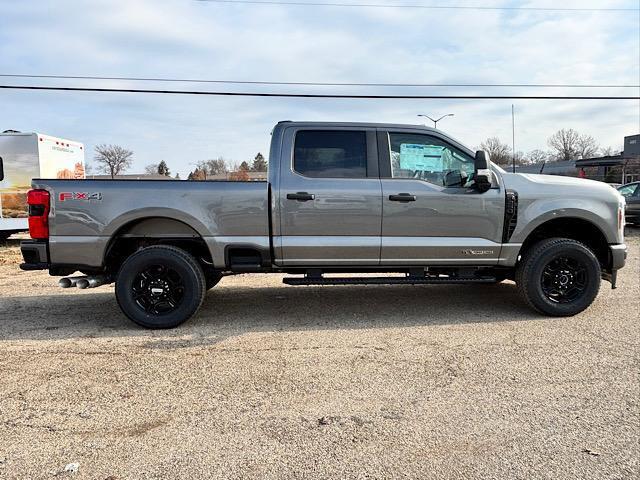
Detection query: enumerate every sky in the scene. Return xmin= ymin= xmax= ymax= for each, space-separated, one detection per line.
xmin=1 ymin=0 xmax=639 ymax=178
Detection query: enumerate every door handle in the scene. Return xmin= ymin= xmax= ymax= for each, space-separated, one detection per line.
xmin=287 ymin=192 xmax=315 ymax=201
xmin=389 ymin=193 xmax=416 ymax=202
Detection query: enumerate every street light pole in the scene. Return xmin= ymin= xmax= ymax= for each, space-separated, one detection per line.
xmin=417 ymin=113 xmax=454 ymax=129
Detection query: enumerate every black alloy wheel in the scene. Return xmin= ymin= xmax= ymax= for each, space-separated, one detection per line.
xmin=116 ymin=245 xmax=206 ymax=329
xmin=516 ymin=238 xmax=601 ymax=317
xmin=540 ymin=256 xmax=588 ymax=304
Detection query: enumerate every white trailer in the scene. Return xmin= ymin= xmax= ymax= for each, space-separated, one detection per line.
xmin=0 ymin=132 xmax=85 ymax=240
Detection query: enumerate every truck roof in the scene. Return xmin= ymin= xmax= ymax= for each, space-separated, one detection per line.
xmin=277 ymin=120 xmax=440 ymax=133
xmin=275 ymin=121 xmax=473 ymax=155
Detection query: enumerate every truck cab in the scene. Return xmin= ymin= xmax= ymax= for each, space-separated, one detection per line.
xmin=270 ymin=122 xmax=503 ymax=267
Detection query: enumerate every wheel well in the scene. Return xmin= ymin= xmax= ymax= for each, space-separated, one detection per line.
xmin=103 ymin=217 xmax=214 ymax=275
xmin=520 ymin=217 xmax=611 ymax=270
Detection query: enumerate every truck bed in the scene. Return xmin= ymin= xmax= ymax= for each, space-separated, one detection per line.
xmin=32 ymin=178 xmax=270 ymax=268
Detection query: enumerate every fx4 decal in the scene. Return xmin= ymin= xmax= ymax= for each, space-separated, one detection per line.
xmin=59 ymin=192 xmax=103 ymax=202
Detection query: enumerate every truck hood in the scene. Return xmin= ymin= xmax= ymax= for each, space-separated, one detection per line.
xmin=503 ymin=173 xmax=623 ymax=203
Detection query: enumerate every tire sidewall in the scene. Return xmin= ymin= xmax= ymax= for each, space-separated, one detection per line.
xmin=525 ymin=242 xmax=600 ymax=316
xmin=116 ymin=247 xmax=204 ymax=329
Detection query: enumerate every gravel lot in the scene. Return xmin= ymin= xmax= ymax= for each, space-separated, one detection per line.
xmin=0 ymin=231 xmax=638 ymax=480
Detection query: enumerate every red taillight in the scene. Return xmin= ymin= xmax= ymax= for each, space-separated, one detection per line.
xmin=27 ymin=189 xmax=50 ymax=239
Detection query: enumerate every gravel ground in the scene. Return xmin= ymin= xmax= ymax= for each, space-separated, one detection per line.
xmin=0 ymin=231 xmax=638 ymax=480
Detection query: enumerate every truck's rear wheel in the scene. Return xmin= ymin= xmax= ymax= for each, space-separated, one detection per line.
xmin=516 ymin=238 xmax=601 ymax=317
xmin=115 ymin=245 xmax=206 ymax=329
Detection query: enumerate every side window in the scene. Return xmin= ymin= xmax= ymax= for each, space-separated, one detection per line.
xmin=294 ymin=130 xmax=367 ymax=178
xmin=388 ymin=133 xmax=475 ymax=187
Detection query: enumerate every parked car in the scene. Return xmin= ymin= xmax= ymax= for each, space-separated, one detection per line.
xmin=20 ymin=121 xmax=627 ymax=328
xmin=617 ymin=182 xmax=640 ymax=225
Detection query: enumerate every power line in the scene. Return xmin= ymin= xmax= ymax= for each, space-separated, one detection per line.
xmin=1 ymin=74 xmax=637 ymax=89
xmin=195 ymin=0 xmax=640 ymax=12
xmin=1 ymin=84 xmax=638 ymax=99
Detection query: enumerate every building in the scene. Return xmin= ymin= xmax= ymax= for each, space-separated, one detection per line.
xmin=575 ymin=134 xmax=640 ymax=184
xmin=515 ymin=160 xmax=577 ymax=177
xmin=515 ymin=134 xmax=640 ymax=184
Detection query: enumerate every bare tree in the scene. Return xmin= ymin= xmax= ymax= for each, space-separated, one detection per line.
xmin=600 ymin=146 xmax=622 ymax=156
xmin=547 ymin=129 xmax=580 ymax=161
xmin=196 ymin=157 xmax=228 ymax=177
xmin=94 ymin=144 xmax=133 ymax=178
xmin=479 ymin=137 xmax=512 ymax=165
xmin=144 ymin=163 xmax=158 ymax=175
xmin=526 ymin=149 xmax=550 ymax=165
xmin=575 ymin=134 xmax=599 ymax=159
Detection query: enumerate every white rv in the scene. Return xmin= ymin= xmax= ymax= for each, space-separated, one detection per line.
xmin=0 ymin=132 xmax=85 ymax=240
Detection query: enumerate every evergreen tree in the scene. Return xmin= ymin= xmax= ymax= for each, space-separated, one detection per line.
xmin=251 ymin=152 xmax=267 ymax=171
xmin=157 ymin=160 xmax=170 ymax=176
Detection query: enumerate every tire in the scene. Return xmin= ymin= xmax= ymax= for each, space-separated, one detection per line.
xmin=206 ymin=272 xmax=223 ymax=290
xmin=115 ymin=245 xmax=206 ymax=329
xmin=516 ymin=238 xmax=601 ymax=317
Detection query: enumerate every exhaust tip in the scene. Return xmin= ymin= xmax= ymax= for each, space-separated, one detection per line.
xmin=76 ymin=279 xmax=90 ymax=289
xmin=58 ymin=278 xmax=73 ymax=288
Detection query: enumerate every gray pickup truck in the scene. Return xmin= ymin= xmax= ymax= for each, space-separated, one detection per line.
xmin=19 ymin=121 xmax=627 ymax=328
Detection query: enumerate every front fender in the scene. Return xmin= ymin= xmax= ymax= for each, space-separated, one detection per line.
xmin=510 ymin=199 xmax=618 ymax=245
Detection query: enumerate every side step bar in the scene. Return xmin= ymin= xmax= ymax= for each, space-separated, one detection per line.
xmin=283 ymin=276 xmax=497 ymax=286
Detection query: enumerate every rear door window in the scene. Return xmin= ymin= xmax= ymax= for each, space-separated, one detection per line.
xmin=294 ymin=130 xmax=367 ymax=178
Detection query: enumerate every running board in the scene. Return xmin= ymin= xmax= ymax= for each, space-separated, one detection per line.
xmin=283 ymin=276 xmax=496 ymax=286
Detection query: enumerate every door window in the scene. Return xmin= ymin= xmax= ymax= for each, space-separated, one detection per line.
xmin=388 ymin=133 xmax=475 ymax=187
xmin=294 ymin=130 xmax=367 ymax=178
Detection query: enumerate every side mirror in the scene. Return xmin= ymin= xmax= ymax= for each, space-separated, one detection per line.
xmin=0 ymin=156 xmax=4 ymax=181
xmin=474 ymin=150 xmax=492 ymax=193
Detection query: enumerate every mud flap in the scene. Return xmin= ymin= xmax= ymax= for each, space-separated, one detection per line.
xmin=602 ymin=270 xmax=618 ymax=289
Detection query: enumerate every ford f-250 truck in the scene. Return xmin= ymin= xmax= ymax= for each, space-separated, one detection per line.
xmin=19 ymin=122 xmax=627 ymax=328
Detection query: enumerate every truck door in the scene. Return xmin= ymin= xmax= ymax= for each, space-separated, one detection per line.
xmin=275 ymin=126 xmax=382 ymax=266
xmin=377 ymin=129 xmax=504 ymax=265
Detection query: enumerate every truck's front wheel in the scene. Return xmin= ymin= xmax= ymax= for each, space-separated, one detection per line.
xmin=516 ymin=238 xmax=601 ymax=317
xmin=115 ymin=245 xmax=206 ymax=329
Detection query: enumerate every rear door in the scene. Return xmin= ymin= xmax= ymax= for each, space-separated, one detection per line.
xmin=378 ymin=128 xmax=504 ymax=265
xmin=275 ymin=126 xmax=382 ymax=266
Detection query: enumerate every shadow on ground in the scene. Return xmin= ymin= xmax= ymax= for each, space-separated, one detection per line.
xmin=0 ymin=281 xmax=541 ymax=343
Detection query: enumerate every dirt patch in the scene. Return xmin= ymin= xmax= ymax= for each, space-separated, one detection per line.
xmin=0 ymin=230 xmax=638 ymax=479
